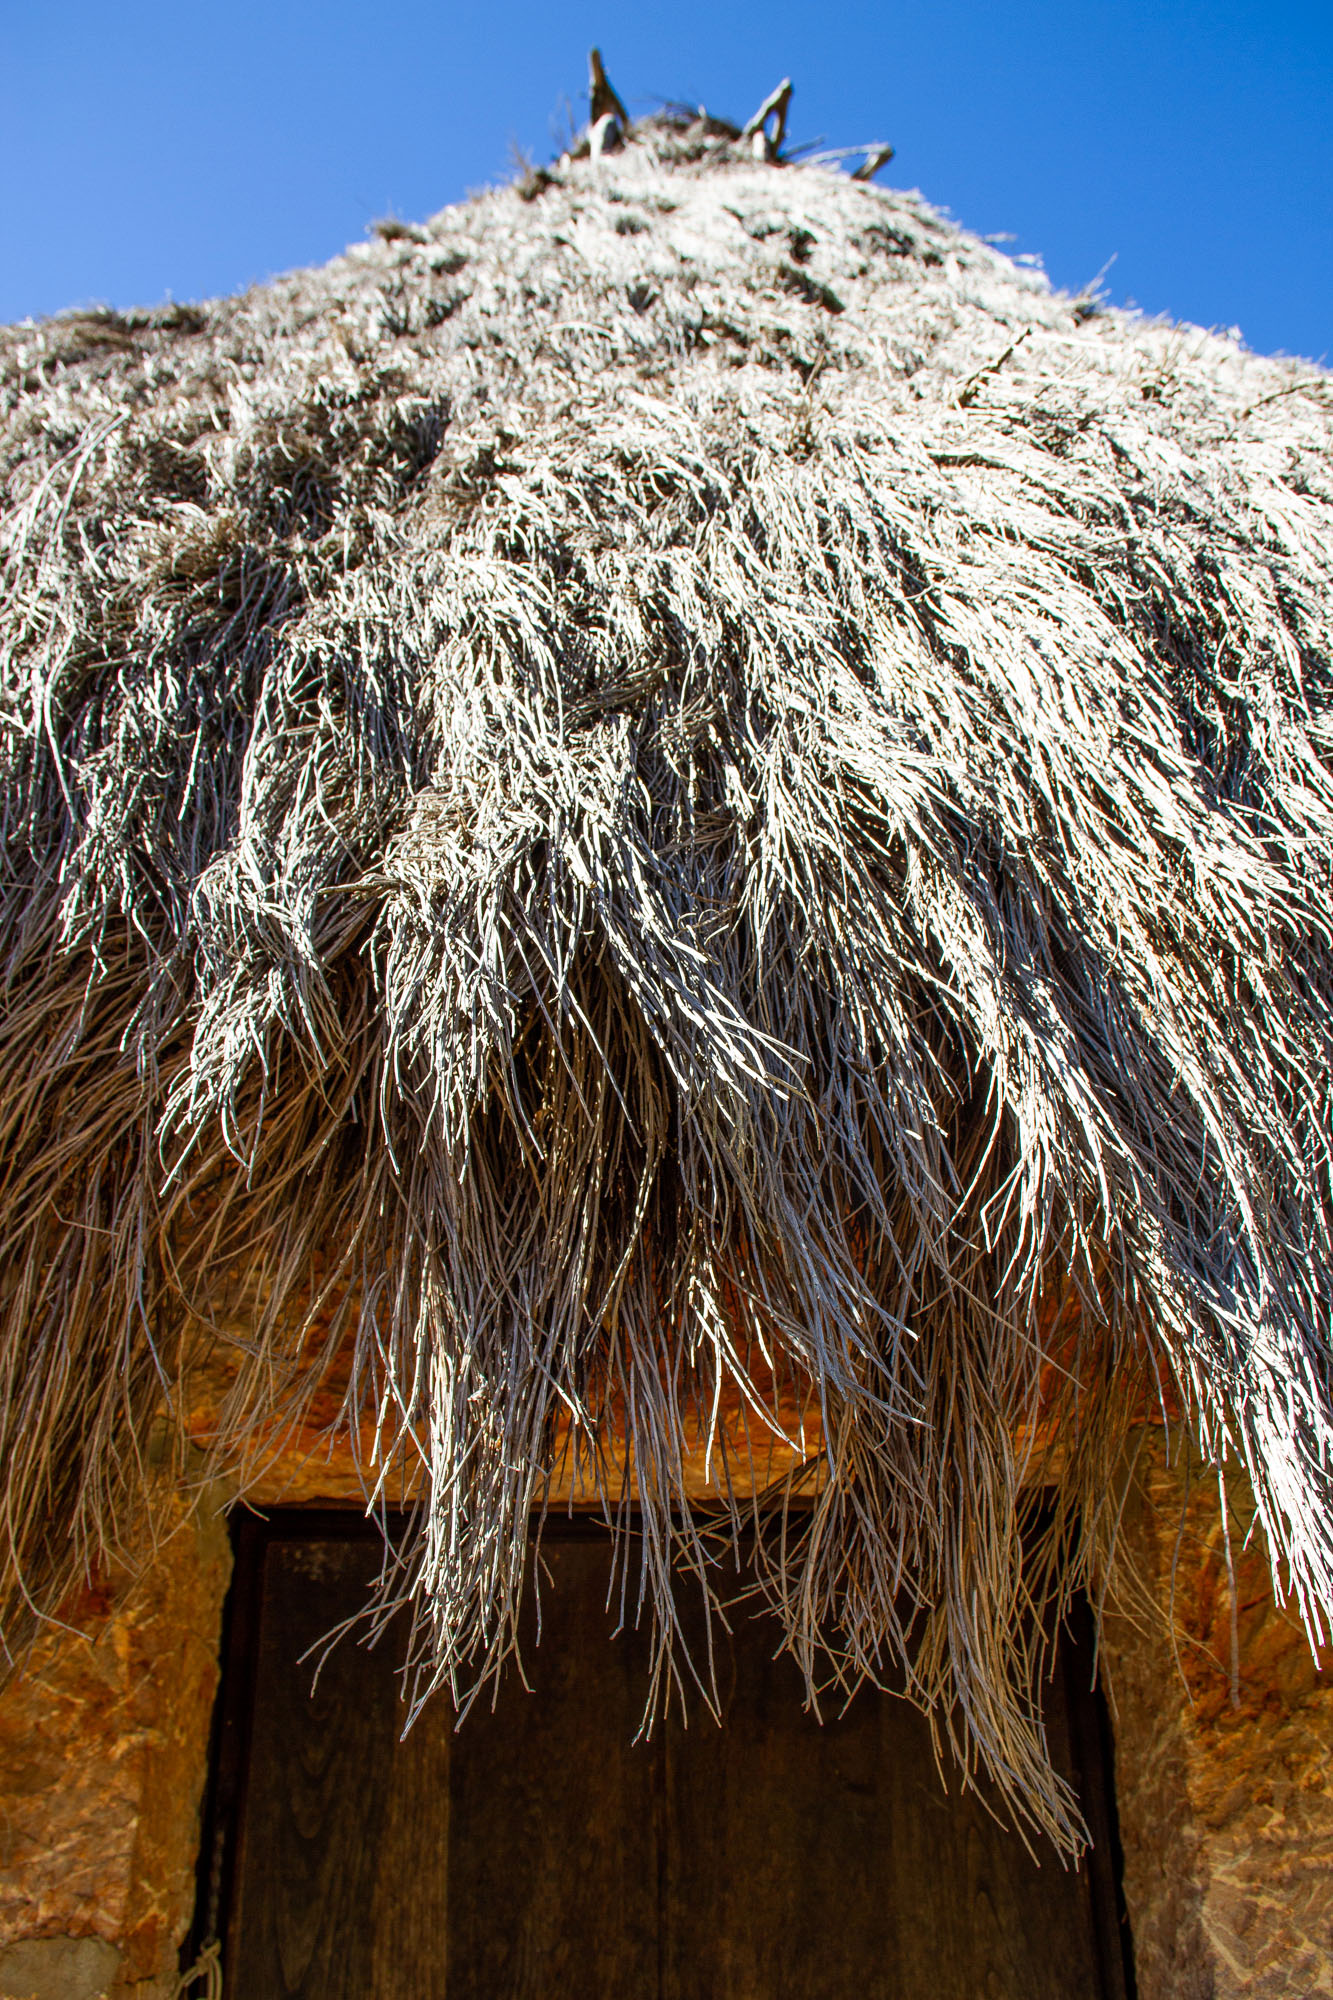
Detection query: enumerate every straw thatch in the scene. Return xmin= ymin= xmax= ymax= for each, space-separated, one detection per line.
xmin=2 ymin=82 xmax=1332 ymax=1849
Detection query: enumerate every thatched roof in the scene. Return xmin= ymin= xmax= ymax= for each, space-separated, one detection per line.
xmin=3 ymin=77 xmax=1332 ymax=1848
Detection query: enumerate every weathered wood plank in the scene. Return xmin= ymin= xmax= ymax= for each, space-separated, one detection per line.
xmin=445 ymin=1537 xmax=660 ymax=1997
xmin=227 ymin=1536 xmax=450 ymax=2000
xmin=663 ymin=1582 xmax=1122 ymax=2000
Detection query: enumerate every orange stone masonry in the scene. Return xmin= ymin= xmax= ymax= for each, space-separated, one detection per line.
xmin=0 ymin=1491 xmax=231 ymax=2000
xmin=1102 ymin=1440 xmax=1333 ymax=2000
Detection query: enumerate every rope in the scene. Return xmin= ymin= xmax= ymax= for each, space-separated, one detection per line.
xmin=174 ymin=1937 xmax=223 ymax=1999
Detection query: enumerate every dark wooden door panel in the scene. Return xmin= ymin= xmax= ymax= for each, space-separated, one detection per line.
xmin=228 ymin=1539 xmax=451 ymax=2000
xmin=223 ymin=1528 xmax=1127 ymax=2000
xmin=446 ymin=1539 xmax=660 ymax=1998
xmin=663 ymin=1587 xmax=1112 ymax=2000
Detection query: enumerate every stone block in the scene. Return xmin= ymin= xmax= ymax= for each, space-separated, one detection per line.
xmin=0 ymin=1937 xmax=122 ymax=2000
xmin=1103 ymin=1436 xmax=1333 ymax=1999
xmin=0 ymin=1489 xmax=231 ymax=2000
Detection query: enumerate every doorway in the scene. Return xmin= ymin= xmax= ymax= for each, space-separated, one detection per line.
xmin=198 ymin=1513 xmax=1134 ymax=1998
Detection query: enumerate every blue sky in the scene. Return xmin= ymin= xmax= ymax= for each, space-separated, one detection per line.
xmin=3 ymin=0 xmax=1329 ymax=360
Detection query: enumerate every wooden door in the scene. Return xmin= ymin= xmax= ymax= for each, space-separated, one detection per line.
xmin=213 ymin=1523 xmax=1131 ymax=2000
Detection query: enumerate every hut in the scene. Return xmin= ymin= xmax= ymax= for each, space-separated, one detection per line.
xmin=1 ymin=55 xmax=1332 ymax=2000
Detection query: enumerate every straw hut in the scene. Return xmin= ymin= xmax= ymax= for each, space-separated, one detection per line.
xmin=1 ymin=57 xmax=1331 ymax=1999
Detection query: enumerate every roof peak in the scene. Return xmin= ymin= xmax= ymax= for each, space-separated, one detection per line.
xmin=555 ymin=48 xmax=894 ymax=183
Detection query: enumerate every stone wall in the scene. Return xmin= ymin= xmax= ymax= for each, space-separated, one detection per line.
xmin=0 ymin=1491 xmax=231 ymax=2000
xmin=1103 ymin=1437 xmax=1333 ymax=1999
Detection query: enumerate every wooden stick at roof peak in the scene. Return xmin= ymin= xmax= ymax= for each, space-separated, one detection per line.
xmin=742 ymin=77 xmax=793 ymax=160
xmin=588 ymin=48 xmax=629 ymax=131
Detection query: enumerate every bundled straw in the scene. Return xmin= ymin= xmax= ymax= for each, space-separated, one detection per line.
xmin=2 ymin=100 xmax=1332 ymax=1848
